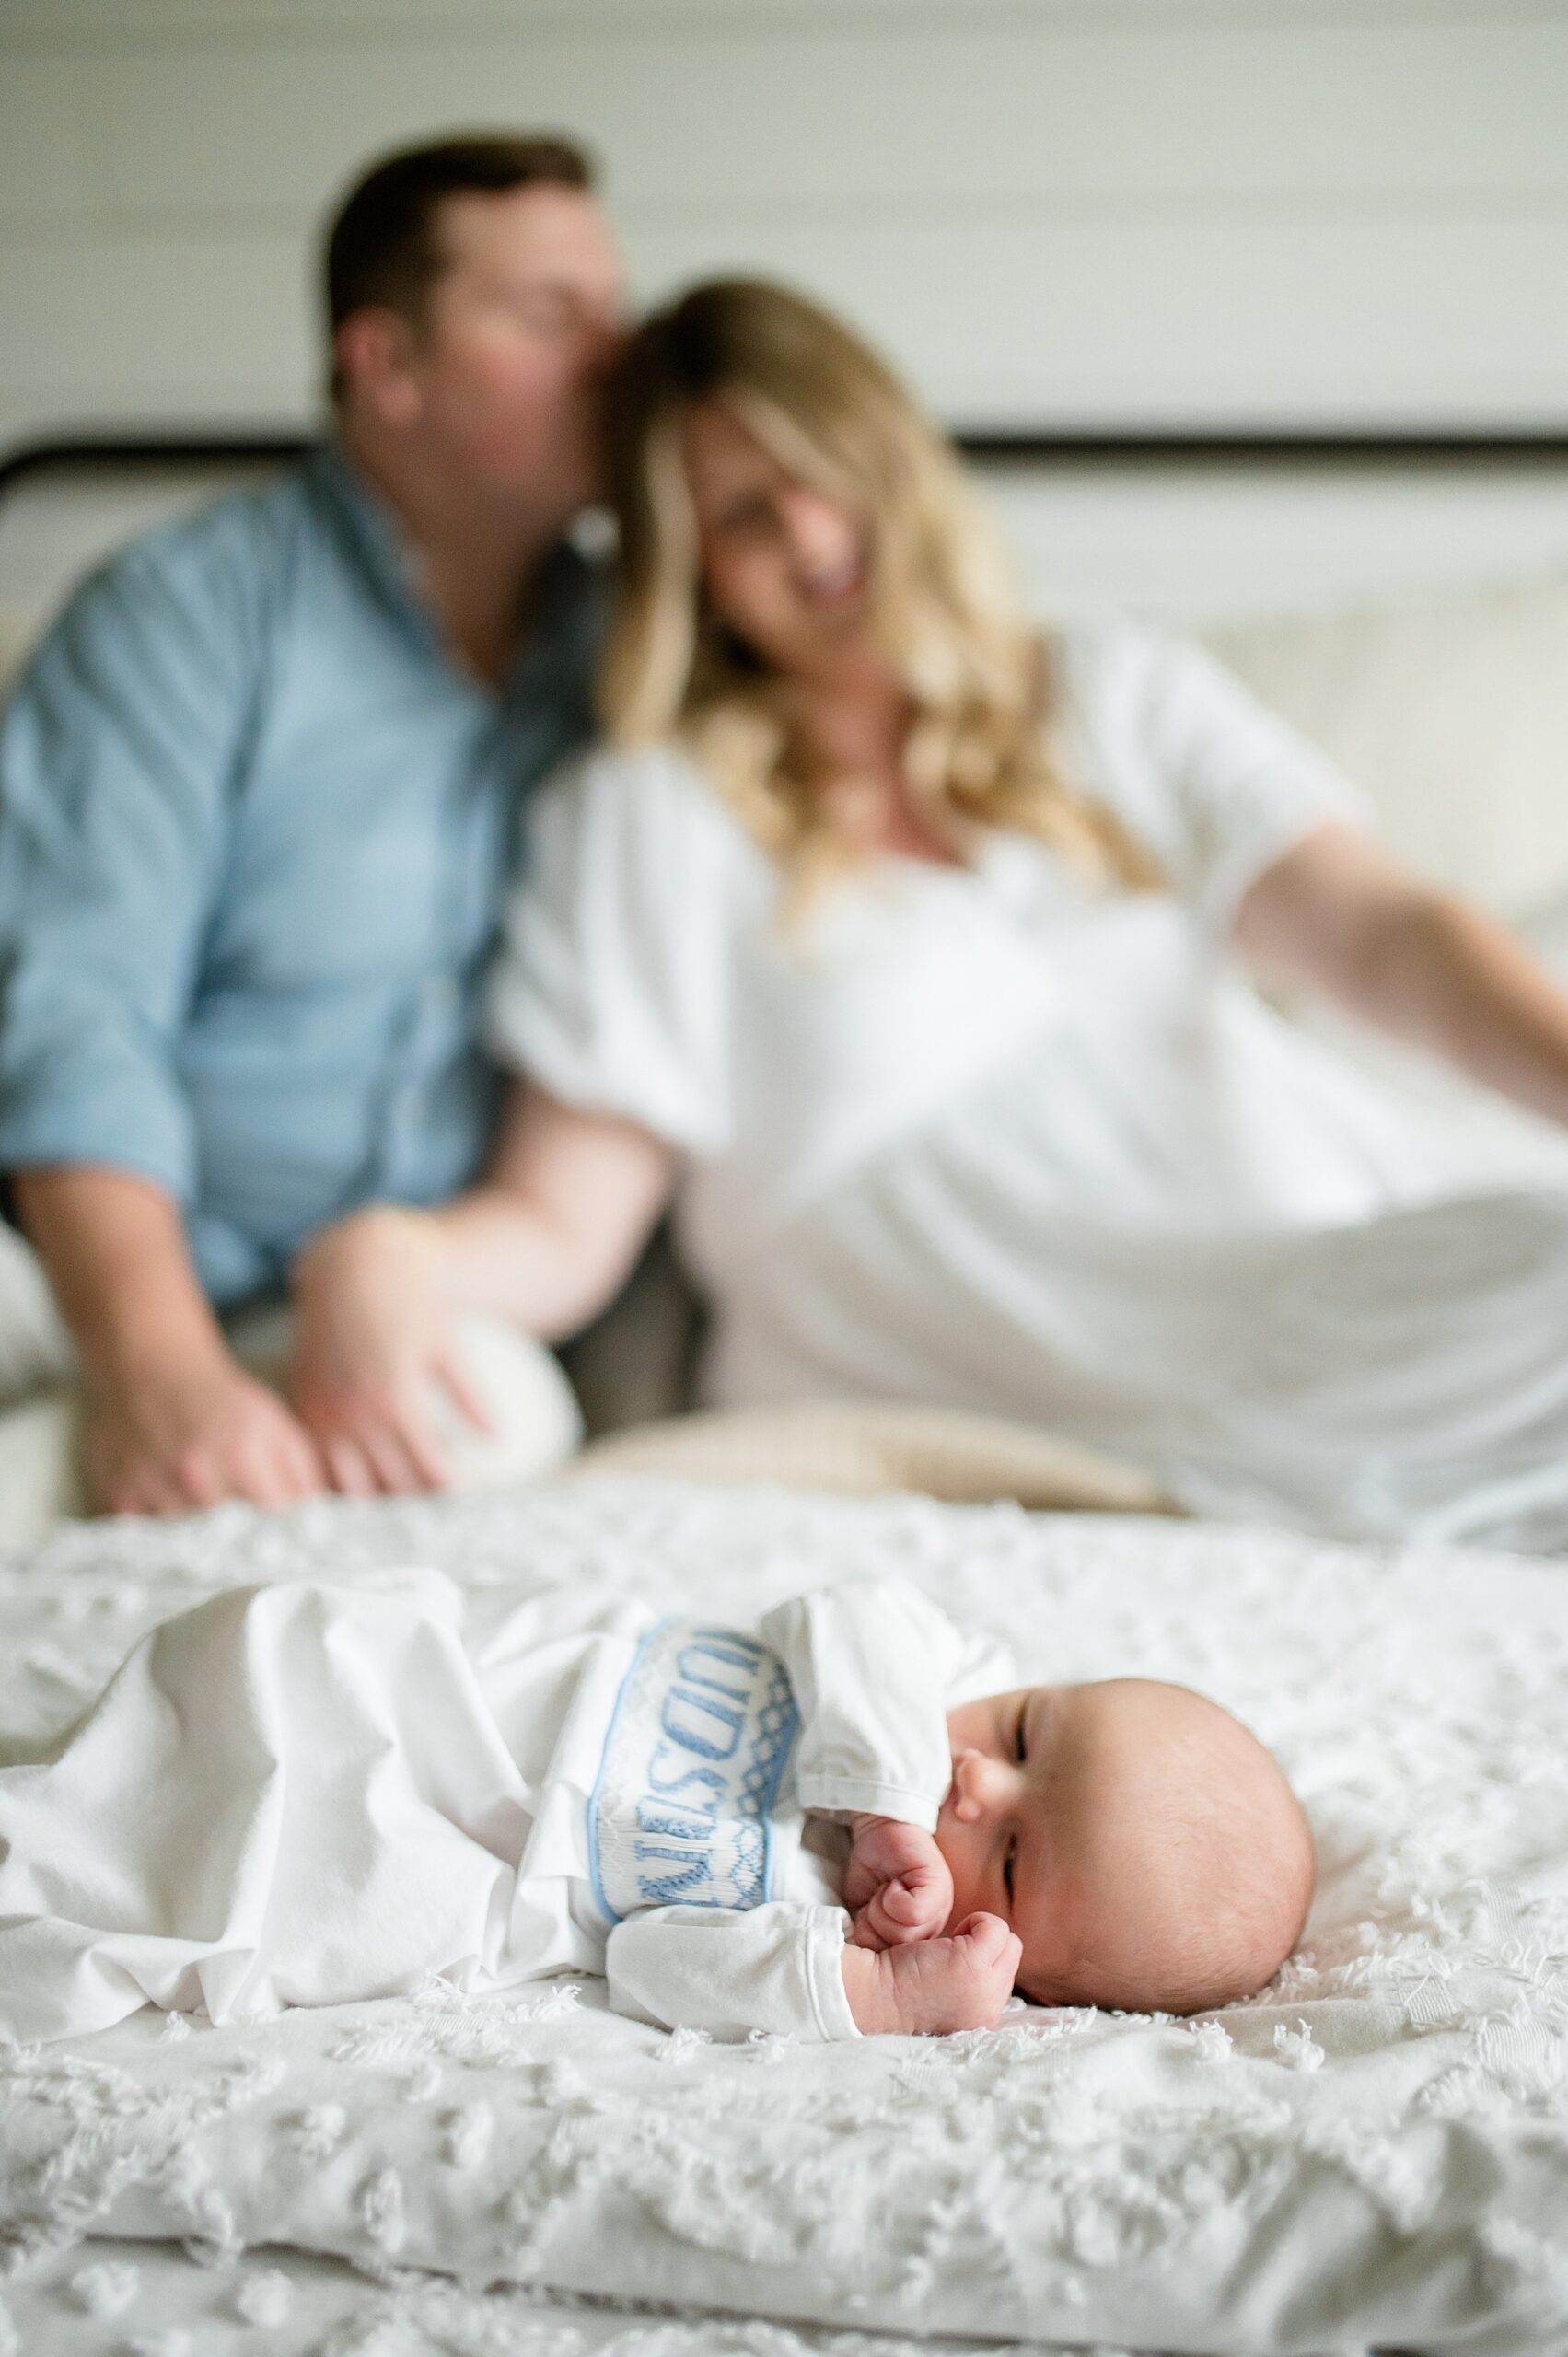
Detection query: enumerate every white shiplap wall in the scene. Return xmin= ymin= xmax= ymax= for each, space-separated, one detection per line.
xmin=1 ymin=0 xmax=1567 ymax=451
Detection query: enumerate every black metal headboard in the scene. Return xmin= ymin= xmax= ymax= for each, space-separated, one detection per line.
xmin=0 ymin=435 xmax=313 ymax=503
xmin=5 ymin=424 xmax=1568 ymax=505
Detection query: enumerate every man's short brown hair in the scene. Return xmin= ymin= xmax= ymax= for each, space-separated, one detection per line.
xmin=324 ymin=131 xmax=597 ymax=351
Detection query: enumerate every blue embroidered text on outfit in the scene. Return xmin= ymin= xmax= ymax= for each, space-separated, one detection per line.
xmin=589 ymin=1620 xmax=799 ymax=1922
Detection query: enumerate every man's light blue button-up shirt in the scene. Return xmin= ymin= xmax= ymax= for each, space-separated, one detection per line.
xmin=0 ymin=447 xmax=601 ymax=1306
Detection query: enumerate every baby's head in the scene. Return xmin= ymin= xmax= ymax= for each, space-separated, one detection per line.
xmin=937 ymin=1679 xmax=1313 ymax=2014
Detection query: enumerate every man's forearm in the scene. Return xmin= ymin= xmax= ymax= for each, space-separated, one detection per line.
xmin=17 ymin=1166 xmax=323 ymax=1514
xmin=12 ymin=1166 xmax=227 ymax=1383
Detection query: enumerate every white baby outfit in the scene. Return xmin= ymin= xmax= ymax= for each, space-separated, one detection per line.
xmin=0 ymin=1573 xmax=1008 ymax=2047
xmin=489 ymin=621 xmax=1568 ymax=1550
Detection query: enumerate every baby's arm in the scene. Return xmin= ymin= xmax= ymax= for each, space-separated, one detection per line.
xmin=604 ymin=1901 xmax=1019 ymax=2040
xmin=762 ymin=1581 xmax=1015 ymax=1955
xmin=605 ymin=1901 xmax=859 ymax=2040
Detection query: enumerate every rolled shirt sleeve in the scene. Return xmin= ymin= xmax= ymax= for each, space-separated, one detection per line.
xmin=606 ymin=1899 xmax=859 ymax=2041
xmin=0 ymin=545 xmax=255 ymax=1199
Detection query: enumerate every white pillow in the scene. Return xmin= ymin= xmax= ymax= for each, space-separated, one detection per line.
xmin=1203 ymin=574 xmax=1568 ymax=919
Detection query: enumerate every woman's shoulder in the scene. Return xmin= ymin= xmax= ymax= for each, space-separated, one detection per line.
xmin=1046 ymin=614 xmax=1314 ymax=789
xmin=522 ymin=736 xmax=771 ymax=926
xmin=534 ymin=735 xmax=728 ymax=818
xmin=531 ymin=736 xmax=759 ymax=861
xmin=1045 ymin=613 xmax=1216 ymax=730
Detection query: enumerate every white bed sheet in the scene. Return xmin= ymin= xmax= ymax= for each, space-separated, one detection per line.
xmin=3 ymin=2236 xmax=1051 ymax=2357
xmin=2 ymin=1480 xmax=1566 ymax=2357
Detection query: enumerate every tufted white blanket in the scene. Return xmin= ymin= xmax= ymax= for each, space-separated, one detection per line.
xmin=2 ymin=1480 xmax=1566 ymax=2357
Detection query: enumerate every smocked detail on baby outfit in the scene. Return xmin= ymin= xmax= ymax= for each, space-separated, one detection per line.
xmin=587 ymin=1618 xmax=798 ymax=1922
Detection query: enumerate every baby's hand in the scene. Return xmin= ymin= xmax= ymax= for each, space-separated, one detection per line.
xmin=842 ymin=1912 xmax=1022 ymax=2036
xmin=843 ymin=1815 xmax=954 ymax=1950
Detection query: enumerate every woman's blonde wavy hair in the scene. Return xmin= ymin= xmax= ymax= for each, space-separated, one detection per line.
xmin=599 ymin=277 xmax=1157 ymax=902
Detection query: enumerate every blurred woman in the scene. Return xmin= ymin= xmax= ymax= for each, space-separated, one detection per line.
xmin=294 ymin=278 xmax=1568 ymax=1548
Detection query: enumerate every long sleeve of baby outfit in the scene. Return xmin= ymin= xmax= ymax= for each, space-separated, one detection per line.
xmin=761 ymin=1579 xmax=1009 ymax=1832
xmin=605 ymin=1898 xmax=858 ymax=2041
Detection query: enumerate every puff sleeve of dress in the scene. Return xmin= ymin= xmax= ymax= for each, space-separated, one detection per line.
xmin=1060 ymin=622 xmax=1371 ymax=935
xmin=488 ymin=743 xmax=749 ymax=1156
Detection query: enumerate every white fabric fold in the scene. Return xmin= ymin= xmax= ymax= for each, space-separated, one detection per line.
xmin=0 ymin=1569 xmax=528 ymax=2040
xmin=718 ymin=1086 xmax=1568 ymax=1549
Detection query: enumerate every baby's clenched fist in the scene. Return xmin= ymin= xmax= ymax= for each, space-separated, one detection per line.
xmin=842 ymin=1911 xmax=1021 ymax=2035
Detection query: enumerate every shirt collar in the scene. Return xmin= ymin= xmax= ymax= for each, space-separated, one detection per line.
xmin=304 ymin=438 xmax=602 ymax=698
xmin=306 ymin=439 xmax=424 ymax=621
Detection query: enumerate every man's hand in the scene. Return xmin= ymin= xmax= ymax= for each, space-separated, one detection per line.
xmin=85 ymin=1347 xmax=324 ymax=1515
xmin=12 ymin=1164 xmax=326 ymax=1516
xmin=842 ymin=1912 xmax=1021 ymax=2035
xmin=843 ymin=1814 xmax=955 ymax=1950
xmin=287 ymin=1207 xmax=492 ymax=1496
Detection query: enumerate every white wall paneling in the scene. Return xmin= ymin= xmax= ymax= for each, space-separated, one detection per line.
xmin=2 ymin=2 xmax=1566 ymax=448
xmin=980 ymin=458 xmax=1568 ymax=623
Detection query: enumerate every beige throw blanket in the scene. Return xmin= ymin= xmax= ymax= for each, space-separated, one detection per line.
xmin=574 ymin=1400 xmax=1174 ymax=1513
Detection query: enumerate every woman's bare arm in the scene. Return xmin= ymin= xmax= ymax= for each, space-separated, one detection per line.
xmin=421 ymin=1085 xmax=678 ymax=1338
xmin=1234 ymin=821 xmax=1568 ymax=1129
xmin=286 ymin=1087 xmax=675 ymax=1493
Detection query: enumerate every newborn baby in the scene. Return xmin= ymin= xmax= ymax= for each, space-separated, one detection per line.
xmin=0 ymin=1573 xmax=1312 ymax=2045
xmin=852 ymin=1677 xmax=1313 ymax=2032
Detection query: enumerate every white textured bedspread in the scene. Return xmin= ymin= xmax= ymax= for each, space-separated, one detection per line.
xmin=2 ymin=1481 xmax=1566 ymax=2357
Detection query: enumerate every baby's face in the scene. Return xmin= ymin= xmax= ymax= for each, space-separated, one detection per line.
xmin=935 ymin=1683 xmax=1067 ymax=2001
xmin=936 ymin=1678 xmax=1315 ymax=2013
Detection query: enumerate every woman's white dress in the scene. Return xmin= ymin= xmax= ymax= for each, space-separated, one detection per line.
xmin=491 ymin=622 xmax=1568 ymax=1550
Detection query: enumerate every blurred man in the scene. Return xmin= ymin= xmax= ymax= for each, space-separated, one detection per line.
xmin=0 ymin=134 xmax=624 ymax=1517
